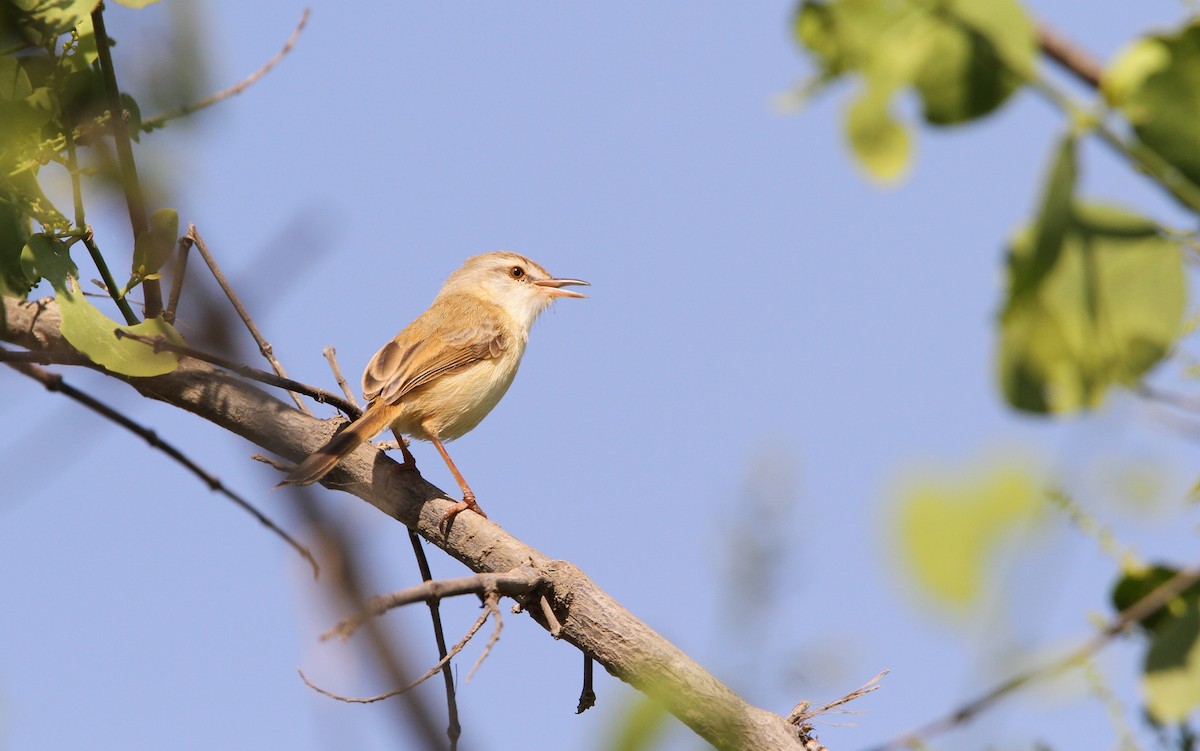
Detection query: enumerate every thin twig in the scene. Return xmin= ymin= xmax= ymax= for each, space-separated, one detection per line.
xmin=164 ymin=236 xmax=192 ymax=324
xmin=142 ymin=9 xmax=311 ymax=129
xmin=300 ymin=604 xmax=494 ymax=704
xmin=90 ymin=3 xmax=162 ymax=318
xmin=868 ymin=565 xmax=1200 ymax=751
xmin=406 ymin=522 xmax=461 ymax=750
xmin=323 ymin=346 xmax=358 ymax=406
xmin=186 ymin=225 xmax=309 ymax=413
xmin=465 ymin=592 xmax=503 ymax=682
xmin=2 ymin=347 xmax=318 ymax=578
xmin=323 ymin=568 xmax=546 ymax=642
xmin=1036 ymin=22 xmax=1102 ymax=90
xmin=112 ymin=329 xmax=358 ymax=417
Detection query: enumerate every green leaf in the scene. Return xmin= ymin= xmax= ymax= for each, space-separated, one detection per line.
xmin=20 ymin=232 xmax=77 ymax=289
xmin=896 ymin=463 xmax=1041 ymax=608
xmin=1008 ymin=135 xmax=1077 ymax=304
xmin=792 ymin=0 xmax=1033 ymax=179
xmin=1143 ymin=601 xmax=1200 ymax=723
xmin=845 ymin=82 xmax=911 ymax=182
xmin=131 ymin=207 xmax=178 ymax=279
xmin=1112 ymin=565 xmax=1200 ymax=634
xmin=998 ymin=204 xmax=1185 ymax=414
xmin=59 ymin=281 xmax=183 ymax=376
xmin=111 ymin=0 xmax=161 ymax=7
xmin=1104 ymin=21 xmax=1200 ymax=194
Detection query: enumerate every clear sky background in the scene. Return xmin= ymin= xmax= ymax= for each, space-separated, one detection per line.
xmin=3 ymin=2 xmax=1199 ymax=750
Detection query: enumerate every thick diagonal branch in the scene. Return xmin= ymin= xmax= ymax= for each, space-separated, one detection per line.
xmin=2 ymin=295 xmax=808 ymax=751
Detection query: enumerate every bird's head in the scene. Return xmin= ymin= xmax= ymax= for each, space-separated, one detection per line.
xmin=441 ymin=251 xmax=588 ymax=330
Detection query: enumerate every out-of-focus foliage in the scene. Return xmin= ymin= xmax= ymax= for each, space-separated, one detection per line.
xmin=793 ymin=0 xmax=1200 ymax=732
xmin=1 ymin=2 xmax=182 ymax=374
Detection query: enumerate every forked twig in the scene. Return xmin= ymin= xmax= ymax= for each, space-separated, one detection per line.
xmin=300 ymin=603 xmax=494 ymax=704
xmin=2 ymin=347 xmax=318 ymax=578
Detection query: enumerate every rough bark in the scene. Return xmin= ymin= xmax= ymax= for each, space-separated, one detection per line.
xmin=2 ymin=295 xmax=809 ymax=751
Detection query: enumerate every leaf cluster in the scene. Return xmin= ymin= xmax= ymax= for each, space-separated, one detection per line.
xmin=1 ymin=0 xmax=184 ymax=376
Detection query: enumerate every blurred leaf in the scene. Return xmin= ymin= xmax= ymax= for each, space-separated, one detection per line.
xmin=1008 ymin=135 xmax=1077 ymax=304
xmin=111 ymin=0 xmax=161 ymax=7
xmin=1143 ymin=602 xmax=1200 ymax=723
xmin=0 ymin=200 xmax=33 ymax=297
xmin=897 ymin=463 xmax=1041 ymax=607
xmin=10 ymin=0 xmax=98 ymax=36
xmin=793 ymin=0 xmax=1033 ymax=180
xmin=999 ymin=205 xmax=1185 ymax=414
xmin=130 ymin=207 xmax=178 ymax=279
xmin=1104 ymin=21 xmax=1200 ymax=195
xmin=846 ymin=81 xmax=911 ymax=182
xmin=1112 ymin=565 xmax=1200 ymax=634
xmin=603 ymin=694 xmax=670 ymax=751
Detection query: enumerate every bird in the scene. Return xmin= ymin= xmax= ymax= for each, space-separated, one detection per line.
xmin=281 ymin=251 xmax=587 ymax=531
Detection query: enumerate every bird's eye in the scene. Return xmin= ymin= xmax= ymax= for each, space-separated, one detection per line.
xmin=509 ymin=266 xmax=525 ymax=279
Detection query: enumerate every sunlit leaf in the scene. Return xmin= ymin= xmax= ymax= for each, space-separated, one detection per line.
xmin=111 ymin=0 xmax=161 ymax=7
xmin=10 ymin=0 xmax=99 ymax=36
xmin=846 ymin=82 xmax=911 ymax=182
xmin=896 ymin=463 xmax=1042 ymax=608
xmin=999 ymin=204 xmax=1185 ymax=414
xmin=1104 ymin=21 xmax=1200 ymax=195
xmin=1008 ymin=135 xmax=1077 ymax=304
xmin=59 ymin=282 xmax=183 ymax=376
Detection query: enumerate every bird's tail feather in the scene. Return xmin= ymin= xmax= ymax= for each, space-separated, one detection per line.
xmin=281 ymin=406 xmax=394 ymax=486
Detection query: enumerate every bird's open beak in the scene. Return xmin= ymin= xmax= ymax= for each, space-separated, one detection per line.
xmin=534 ymin=277 xmax=590 ymax=299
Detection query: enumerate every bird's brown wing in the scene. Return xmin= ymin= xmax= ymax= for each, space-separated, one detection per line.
xmin=363 ymin=320 xmax=508 ymax=406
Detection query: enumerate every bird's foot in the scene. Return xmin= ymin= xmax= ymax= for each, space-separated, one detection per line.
xmin=439 ymin=493 xmax=488 ymax=536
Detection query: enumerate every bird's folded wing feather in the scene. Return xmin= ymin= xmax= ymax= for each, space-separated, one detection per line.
xmin=363 ymin=322 xmax=508 ymax=406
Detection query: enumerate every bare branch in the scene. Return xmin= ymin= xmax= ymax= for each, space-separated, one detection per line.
xmin=300 ymin=602 xmax=494 ymax=704
xmin=323 ymin=346 xmax=359 ymax=406
xmin=142 ymin=9 xmax=312 ymax=129
xmin=323 ymin=567 xmax=546 ymax=642
xmin=1037 ymin=22 xmax=1103 ymax=90
xmin=465 ymin=592 xmax=503 ymax=682
xmin=187 ymin=225 xmax=309 ymax=413
xmin=3 ymin=295 xmax=812 ymax=751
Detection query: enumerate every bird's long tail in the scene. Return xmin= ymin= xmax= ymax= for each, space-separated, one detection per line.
xmin=281 ymin=405 xmax=395 ymax=486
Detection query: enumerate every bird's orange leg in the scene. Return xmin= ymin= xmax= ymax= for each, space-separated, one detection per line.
xmin=430 ymin=436 xmax=488 ymax=534
xmin=389 ymin=429 xmax=419 ymax=469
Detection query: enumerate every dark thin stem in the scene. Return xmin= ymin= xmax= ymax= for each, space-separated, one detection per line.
xmin=164 ymin=236 xmax=191 ymax=324
xmin=90 ymin=3 xmax=162 ymax=318
xmin=2 ymin=346 xmax=318 ymax=578
xmin=0 ymin=349 xmax=90 ymax=366
xmin=408 ymin=522 xmax=462 ymax=751
xmin=82 ymin=230 xmax=139 ymax=325
xmin=112 ymin=329 xmax=359 ymax=417
xmin=576 ymin=654 xmax=596 ymax=714
xmin=187 ymin=225 xmax=308 ymax=413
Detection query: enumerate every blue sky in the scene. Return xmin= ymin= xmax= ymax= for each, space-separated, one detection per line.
xmin=3 ymin=2 xmax=1198 ymax=750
